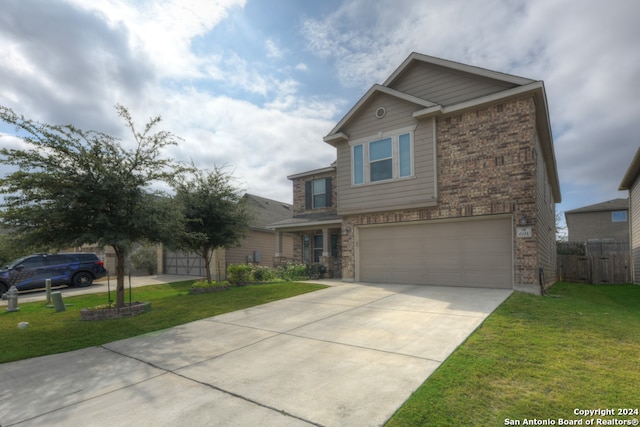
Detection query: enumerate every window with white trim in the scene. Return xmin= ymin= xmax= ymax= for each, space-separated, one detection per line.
xmin=312 ymin=179 xmax=327 ymax=208
xmin=305 ymin=177 xmax=332 ymax=209
xmin=352 ymin=129 xmax=413 ymax=185
xmin=612 ymin=211 xmax=627 ymax=222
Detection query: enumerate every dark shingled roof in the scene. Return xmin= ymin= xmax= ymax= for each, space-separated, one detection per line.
xmin=243 ymin=194 xmax=292 ymax=231
xmin=565 ymin=198 xmax=629 ymax=214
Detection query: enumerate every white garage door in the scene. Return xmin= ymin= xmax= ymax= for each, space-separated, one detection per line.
xmin=358 ymin=217 xmax=512 ymax=288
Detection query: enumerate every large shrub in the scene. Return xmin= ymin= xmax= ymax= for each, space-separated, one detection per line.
xmin=252 ymin=265 xmax=277 ymax=282
xmin=227 ymin=264 xmax=254 ymax=284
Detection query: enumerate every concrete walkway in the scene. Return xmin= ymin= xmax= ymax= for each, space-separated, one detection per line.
xmin=0 ymin=282 xmax=511 ymax=426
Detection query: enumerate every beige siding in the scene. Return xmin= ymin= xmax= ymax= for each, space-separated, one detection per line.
xmin=336 ymin=93 xmax=436 ymax=215
xmin=536 ymin=137 xmax=556 ymax=287
xmin=340 ymin=93 xmax=420 ymax=141
xmin=631 ymin=178 xmax=640 ymax=283
xmin=226 ymin=230 xmax=293 ymax=266
xmin=566 ymin=211 xmax=629 ymax=242
xmin=389 ymin=62 xmax=516 ymax=106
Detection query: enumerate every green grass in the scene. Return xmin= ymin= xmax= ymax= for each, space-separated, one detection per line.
xmin=386 ymin=282 xmax=640 ymax=426
xmin=0 ymin=281 xmax=326 ymax=364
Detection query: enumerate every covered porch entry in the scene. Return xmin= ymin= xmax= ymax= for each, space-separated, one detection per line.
xmin=270 ymin=214 xmax=343 ymax=278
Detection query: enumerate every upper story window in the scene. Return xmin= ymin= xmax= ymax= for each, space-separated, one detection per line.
xmin=352 ymin=128 xmax=414 ymax=185
xmin=612 ymin=211 xmax=627 ymax=222
xmin=312 ymin=179 xmax=327 ymax=207
xmin=305 ymin=177 xmax=332 ymax=209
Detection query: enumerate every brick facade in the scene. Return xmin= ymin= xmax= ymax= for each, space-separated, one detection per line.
xmin=340 ymin=96 xmax=545 ymax=293
xmin=292 ymin=170 xmax=338 ymax=216
xmin=287 ymin=169 xmax=343 ymax=278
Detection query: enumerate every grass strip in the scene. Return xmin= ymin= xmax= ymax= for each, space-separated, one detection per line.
xmin=386 ymin=282 xmax=640 ymax=427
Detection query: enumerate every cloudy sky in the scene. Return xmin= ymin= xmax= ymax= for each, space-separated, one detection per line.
xmin=1 ymin=0 xmax=638 ymax=223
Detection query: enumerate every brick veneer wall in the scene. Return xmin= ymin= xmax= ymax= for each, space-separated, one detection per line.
xmin=289 ymin=170 xmax=340 ymax=273
xmin=292 ymin=171 xmax=338 ymax=216
xmin=341 ymin=96 xmax=544 ymax=294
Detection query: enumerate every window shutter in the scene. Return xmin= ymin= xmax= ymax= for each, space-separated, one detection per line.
xmin=326 ymin=177 xmax=332 ymax=207
xmin=305 ymin=181 xmax=312 ymax=210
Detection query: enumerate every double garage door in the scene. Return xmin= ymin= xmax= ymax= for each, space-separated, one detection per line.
xmin=357 ymin=217 xmax=512 ymax=289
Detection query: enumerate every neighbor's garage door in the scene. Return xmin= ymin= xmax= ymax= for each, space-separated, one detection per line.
xmin=358 ymin=218 xmax=512 ymax=288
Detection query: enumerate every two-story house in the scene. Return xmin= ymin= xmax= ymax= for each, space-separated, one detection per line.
xmin=272 ymin=53 xmax=561 ymax=295
xmin=564 ymin=198 xmax=629 ymax=243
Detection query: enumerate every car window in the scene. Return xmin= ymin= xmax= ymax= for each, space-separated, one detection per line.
xmin=19 ymin=256 xmax=45 ymax=268
xmin=64 ymin=253 xmax=98 ymax=262
xmin=46 ymin=255 xmax=69 ymax=266
xmin=6 ymin=256 xmax=29 ymax=269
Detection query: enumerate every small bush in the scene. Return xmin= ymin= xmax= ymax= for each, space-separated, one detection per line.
xmin=227 ymin=264 xmax=254 ymax=284
xmin=253 ymin=265 xmax=277 ymax=282
xmin=307 ymin=264 xmax=327 ymax=279
xmin=192 ymin=280 xmax=230 ymax=289
xmin=277 ymin=262 xmax=310 ymax=281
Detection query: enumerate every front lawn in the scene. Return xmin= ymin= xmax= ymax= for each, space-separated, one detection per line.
xmin=0 ymin=281 xmax=326 ymax=364
xmin=386 ymin=282 xmax=640 ymax=426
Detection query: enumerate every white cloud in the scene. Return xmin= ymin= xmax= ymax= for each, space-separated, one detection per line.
xmin=1 ymin=0 xmax=638 ymax=212
xmin=301 ymin=0 xmax=640 ymax=209
xmin=265 ymin=39 xmax=283 ymax=59
xmin=67 ymin=0 xmax=246 ymax=80
xmin=151 ymin=89 xmax=336 ymax=202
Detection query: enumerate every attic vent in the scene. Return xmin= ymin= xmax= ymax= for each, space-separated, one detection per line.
xmin=375 ymin=107 xmax=386 ymax=119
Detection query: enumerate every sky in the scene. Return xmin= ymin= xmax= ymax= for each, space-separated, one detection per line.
xmin=1 ymin=0 xmax=639 ymax=225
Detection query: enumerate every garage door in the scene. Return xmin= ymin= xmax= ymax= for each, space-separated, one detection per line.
xmin=358 ymin=218 xmax=512 ymax=288
xmin=163 ymin=249 xmax=206 ymax=276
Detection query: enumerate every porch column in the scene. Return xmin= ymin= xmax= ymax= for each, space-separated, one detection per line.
xmin=322 ymin=228 xmax=330 ymax=257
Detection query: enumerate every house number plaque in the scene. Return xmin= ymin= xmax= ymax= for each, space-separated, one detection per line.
xmin=517 ymin=227 xmax=532 ymax=238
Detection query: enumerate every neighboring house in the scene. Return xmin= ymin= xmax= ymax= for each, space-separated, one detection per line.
xmin=271 ymin=52 xmax=561 ymax=295
xmin=162 ymin=193 xmax=294 ymax=280
xmin=564 ymin=198 xmax=629 ymax=243
xmin=619 ymin=147 xmax=640 ymax=283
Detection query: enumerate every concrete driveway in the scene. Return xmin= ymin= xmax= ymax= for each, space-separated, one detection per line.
xmin=0 ymin=282 xmax=511 ymax=426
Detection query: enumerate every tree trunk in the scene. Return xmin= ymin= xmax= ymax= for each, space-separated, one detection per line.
xmin=114 ymin=247 xmax=126 ymax=308
xmin=202 ymin=246 xmax=212 ymax=283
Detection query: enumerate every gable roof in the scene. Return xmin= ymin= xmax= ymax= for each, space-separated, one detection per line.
xmin=383 ymin=52 xmax=534 ymax=88
xmin=323 ymin=52 xmax=561 ymax=203
xmin=619 ymin=147 xmax=640 ymax=190
xmin=565 ymin=198 xmax=629 ymax=214
xmin=324 ymin=84 xmax=438 ymax=140
xmin=243 ymin=194 xmax=292 ymax=230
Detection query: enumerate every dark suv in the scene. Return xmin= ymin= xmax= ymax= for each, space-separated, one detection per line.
xmin=0 ymin=253 xmax=107 ymax=294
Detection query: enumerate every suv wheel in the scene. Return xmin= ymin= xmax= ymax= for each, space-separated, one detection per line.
xmin=0 ymin=282 xmax=8 ymax=295
xmin=73 ymin=272 xmax=93 ymax=287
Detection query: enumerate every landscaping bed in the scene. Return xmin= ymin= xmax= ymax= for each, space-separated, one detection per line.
xmin=80 ymin=302 xmax=151 ymax=320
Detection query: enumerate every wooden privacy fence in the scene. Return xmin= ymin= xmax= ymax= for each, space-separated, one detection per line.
xmin=557 ymin=254 xmax=631 ymax=284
